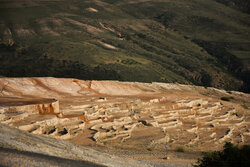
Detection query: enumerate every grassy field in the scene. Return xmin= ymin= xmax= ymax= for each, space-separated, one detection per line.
xmin=0 ymin=0 xmax=249 ymax=92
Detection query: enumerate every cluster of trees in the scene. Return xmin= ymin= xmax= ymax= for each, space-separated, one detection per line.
xmin=194 ymin=142 xmax=250 ymax=167
xmin=0 ymin=44 xmax=121 ymax=80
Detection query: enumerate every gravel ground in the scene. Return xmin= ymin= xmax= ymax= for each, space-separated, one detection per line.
xmin=140 ymin=160 xmax=192 ymax=167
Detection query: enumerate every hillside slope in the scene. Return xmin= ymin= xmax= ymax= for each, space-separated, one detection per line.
xmin=213 ymin=0 xmax=250 ymax=14
xmin=0 ymin=122 xmax=151 ymax=167
xmin=0 ymin=0 xmax=249 ymax=92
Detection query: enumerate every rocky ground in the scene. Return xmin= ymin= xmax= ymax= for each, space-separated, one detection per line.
xmin=0 ymin=77 xmax=249 ymax=166
xmin=0 ymin=122 xmax=151 ymax=167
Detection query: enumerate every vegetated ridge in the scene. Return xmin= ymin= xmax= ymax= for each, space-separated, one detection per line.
xmin=0 ymin=0 xmax=249 ymax=92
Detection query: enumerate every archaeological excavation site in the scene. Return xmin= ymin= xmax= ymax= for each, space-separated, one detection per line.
xmin=1 ymin=0 xmax=249 ymax=166
xmin=0 ymin=77 xmax=249 ymax=166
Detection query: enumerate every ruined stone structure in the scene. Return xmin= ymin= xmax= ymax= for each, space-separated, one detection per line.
xmin=0 ymin=77 xmax=249 ymax=152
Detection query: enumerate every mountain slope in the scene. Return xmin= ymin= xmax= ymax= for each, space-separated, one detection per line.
xmin=213 ymin=0 xmax=250 ymax=14
xmin=0 ymin=0 xmax=249 ymax=92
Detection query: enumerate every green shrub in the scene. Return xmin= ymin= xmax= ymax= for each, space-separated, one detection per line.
xmin=121 ymin=59 xmax=140 ymax=65
xmin=147 ymin=147 xmax=153 ymax=151
xmin=242 ymin=104 xmax=248 ymax=109
xmin=220 ymin=97 xmax=234 ymax=101
xmin=193 ymin=142 xmax=250 ymax=167
xmin=176 ymin=147 xmax=184 ymax=152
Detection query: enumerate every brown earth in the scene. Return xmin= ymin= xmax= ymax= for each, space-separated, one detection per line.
xmin=0 ymin=77 xmax=249 ymax=166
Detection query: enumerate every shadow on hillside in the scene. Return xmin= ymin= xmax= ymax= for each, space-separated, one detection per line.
xmin=0 ymin=147 xmax=105 ymax=167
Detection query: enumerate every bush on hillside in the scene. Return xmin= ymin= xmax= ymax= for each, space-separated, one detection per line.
xmin=193 ymin=142 xmax=250 ymax=167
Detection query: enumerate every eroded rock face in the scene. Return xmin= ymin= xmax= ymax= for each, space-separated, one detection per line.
xmin=0 ymin=77 xmax=249 ymax=152
xmin=1 ymin=99 xmax=59 ymax=115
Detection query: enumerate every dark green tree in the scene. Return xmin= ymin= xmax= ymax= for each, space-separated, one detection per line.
xmin=193 ymin=142 xmax=250 ymax=167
